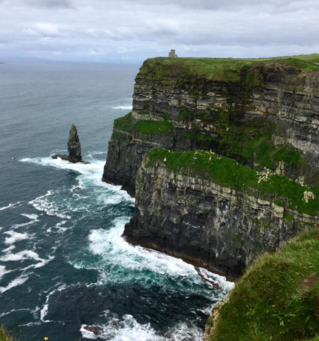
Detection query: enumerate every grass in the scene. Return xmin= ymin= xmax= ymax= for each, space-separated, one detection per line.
xmin=207 ymin=227 xmax=319 ymax=341
xmin=135 ymin=120 xmax=173 ymax=134
xmin=114 ymin=112 xmax=133 ymax=132
xmin=146 ymin=148 xmax=319 ymax=216
xmin=114 ymin=112 xmax=173 ymax=135
xmin=180 ymin=110 xmax=306 ymax=171
xmin=139 ymin=55 xmax=319 ymax=84
xmin=0 ymin=327 xmax=18 ymax=341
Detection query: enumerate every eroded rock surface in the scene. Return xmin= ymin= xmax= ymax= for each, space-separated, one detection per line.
xmin=104 ymin=57 xmax=319 ymax=276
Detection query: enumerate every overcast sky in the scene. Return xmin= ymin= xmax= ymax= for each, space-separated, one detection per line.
xmin=0 ymin=0 xmax=318 ymax=63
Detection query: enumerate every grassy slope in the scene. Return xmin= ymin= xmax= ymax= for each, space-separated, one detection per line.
xmin=139 ymin=54 xmax=319 ymax=82
xmin=207 ymin=227 xmax=319 ymax=341
xmin=146 ymin=148 xmax=319 ymax=217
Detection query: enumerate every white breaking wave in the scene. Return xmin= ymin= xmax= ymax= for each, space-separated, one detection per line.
xmin=21 ymin=213 xmax=39 ymax=221
xmin=0 ymin=265 xmax=11 ymax=280
xmin=2 ymin=245 xmax=16 ymax=253
xmin=40 ymin=284 xmax=67 ymax=322
xmin=81 ymin=315 xmax=203 ymax=341
xmin=88 ymin=217 xmax=195 ymax=278
xmin=28 ymin=190 xmax=71 ymax=220
xmin=87 ymin=151 xmax=106 ymax=157
xmin=0 ymin=275 xmax=29 ymax=293
xmin=200 ymin=269 xmax=235 ymax=292
xmin=0 ymin=202 xmax=21 ymax=211
xmin=0 ymin=250 xmax=42 ymax=262
xmin=112 ymin=105 xmax=132 ymax=110
xmin=21 ymin=156 xmax=134 ymax=207
xmin=87 ymin=217 xmax=234 ymax=295
xmin=103 ymin=195 xmax=123 ymax=205
xmin=0 ymin=249 xmax=54 ymax=270
xmin=0 ymin=308 xmax=31 ymax=318
xmin=10 ymin=214 xmax=39 ymax=230
xmin=46 ymin=221 xmax=68 ymax=234
xmin=4 ymin=231 xmax=30 ymax=245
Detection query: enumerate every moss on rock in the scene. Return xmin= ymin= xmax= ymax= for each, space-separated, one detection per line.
xmin=146 ymin=148 xmax=319 ymax=216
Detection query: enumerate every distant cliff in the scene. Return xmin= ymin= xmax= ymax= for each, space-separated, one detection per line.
xmin=104 ymin=55 xmax=319 ymax=276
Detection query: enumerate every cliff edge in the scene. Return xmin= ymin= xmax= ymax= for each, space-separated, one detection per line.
xmin=104 ymin=54 xmax=319 ymax=277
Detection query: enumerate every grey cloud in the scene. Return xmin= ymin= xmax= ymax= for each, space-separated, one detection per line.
xmin=0 ymin=0 xmax=318 ymax=63
xmin=4 ymin=0 xmax=74 ymax=8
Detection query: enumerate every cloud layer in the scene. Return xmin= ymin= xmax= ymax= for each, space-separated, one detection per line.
xmin=0 ymin=0 xmax=318 ymax=63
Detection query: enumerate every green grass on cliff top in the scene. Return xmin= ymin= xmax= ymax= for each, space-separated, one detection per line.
xmin=146 ymin=148 xmax=319 ymax=216
xmin=207 ymin=227 xmax=319 ymax=341
xmin=139 ymin=54 xmax=319 ymax=82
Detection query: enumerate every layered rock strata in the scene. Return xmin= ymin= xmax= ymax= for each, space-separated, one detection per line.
xmin=104 ymin=59 xmax=319 ymax=194
xmin=124 ymin=151 xmax=319 ymax=277
xmin=104 ymin=57 xmax=319 ymax=276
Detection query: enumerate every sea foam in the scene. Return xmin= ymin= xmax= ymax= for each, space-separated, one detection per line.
xmin=0 ymin=202 xmax=21 ymax=211
xmin=0 ymin=275 xmax=29 ymax=293
xmin=4 ymin=231 xmax=30 ymax=245
xmin=80 ymin=315 xmax=203 ymax=341
xmin=112 ymin=105 xmax=132 ymax=110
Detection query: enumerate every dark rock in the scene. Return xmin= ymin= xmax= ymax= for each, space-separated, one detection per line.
xmin=68 ymin=124 xmax=82 ymax=162
xmin=124 ymin=160 xmax=319 ymax=278
xmin=52 ymin=124 xmax=90 ymax=164
xmin=104 ymin=58 xmax=319 ymax=276
xmin=82 ymin=326 xmax=104 ymax=336
xmin=103 ymin=62 xmax=319 ymax=195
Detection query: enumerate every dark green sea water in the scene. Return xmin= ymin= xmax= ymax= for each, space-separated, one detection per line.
xmin=0 ymin=62 xmax=233 ymax=341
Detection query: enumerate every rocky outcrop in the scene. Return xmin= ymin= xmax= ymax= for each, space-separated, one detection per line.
xmin=103 ymin=59 xmax=319 ymax=194
xmin=124 ymin=153 xmax=318 ymax=278
xmin=104 ymin=57 xmax=319 ymax=276
xmin=53 ymin=124 xmax=89 ymax=164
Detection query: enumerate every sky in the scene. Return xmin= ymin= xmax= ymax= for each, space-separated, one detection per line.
xmin=0 ymin=0 xmax=318 ymax=63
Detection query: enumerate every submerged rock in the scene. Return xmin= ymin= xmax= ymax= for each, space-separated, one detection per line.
xmin=52 ymin=124 xmax=89 ymax=164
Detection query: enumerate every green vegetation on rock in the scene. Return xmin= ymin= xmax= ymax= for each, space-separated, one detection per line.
xmin=114 ymin=112 xmax=133 ymax=132
xmin=179 ymin=109 xmax=307 ymax=172
xmin=139 ymin=55 xmax=319 ymax=84
xmin=206 ymin=227 xmax=319 ymax=341
xmin=0 ymin=327 xmax=18 ymax=341
xmin=135 ymin=120 xmax=173 ymax=134
xmin=114 ymin=112 xmax=173 ymax=135
xmin=146 ymin=148 xmax=319 ymax=216
xmin=114 ymin=110 xmax=308 ymax=173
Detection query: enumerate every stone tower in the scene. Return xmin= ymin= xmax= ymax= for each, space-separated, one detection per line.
xmin=168 ymin=49 xmax=178 ymax=58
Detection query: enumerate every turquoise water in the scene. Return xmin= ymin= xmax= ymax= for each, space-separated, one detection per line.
xmin=0 ymin=62 xmax=233 ymax=341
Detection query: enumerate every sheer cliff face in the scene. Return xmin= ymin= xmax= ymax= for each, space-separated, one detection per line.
xmin=104 ymin=59 xmax=319 ymax=194
xmin=124 ymin=160 xmax=317 ymax=277
xmin=104 ymin=57 xmax=319 ymax=276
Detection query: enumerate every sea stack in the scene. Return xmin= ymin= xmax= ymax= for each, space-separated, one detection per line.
xmin=52 ymin=124 xmax=89 ymax=164
xmin=67 ymin=124 xmax=82 ymax=162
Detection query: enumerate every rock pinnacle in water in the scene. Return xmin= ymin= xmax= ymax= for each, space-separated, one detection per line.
xmin=68 ymin=124 xmax=82 ymax=162
xmin=52 ymin=124 xmax=89 ymax=164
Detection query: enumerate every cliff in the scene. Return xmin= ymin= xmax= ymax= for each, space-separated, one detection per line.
xmin=125 ymin=148 xmax=319 ymax=277
xmin=203 ymin=227 xmax=319 ymax=341
xmin=104 ymin=56 xmax=319 ymax=195
xmin=103 ymin=55 xmax=319 ymax=276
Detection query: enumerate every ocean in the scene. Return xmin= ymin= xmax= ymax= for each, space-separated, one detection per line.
xmin=0 ymin=62 xmax=233 ymax=341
